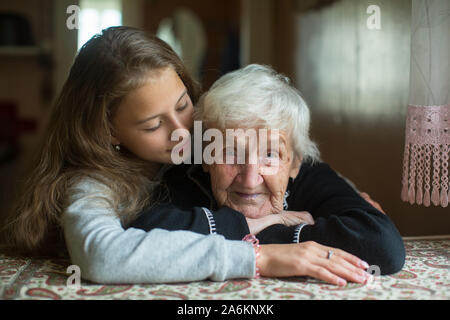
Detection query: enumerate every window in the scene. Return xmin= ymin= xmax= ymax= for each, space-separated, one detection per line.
xmin=77 ymin=0 xmax=122 ymax=50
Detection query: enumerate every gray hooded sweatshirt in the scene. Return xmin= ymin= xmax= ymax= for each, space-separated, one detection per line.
xmin=62 ymin=178 xmax=256 ymax=284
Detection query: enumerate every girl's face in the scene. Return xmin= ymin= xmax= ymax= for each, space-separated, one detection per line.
xmin=111 ymin=67 xmax=194 ymax=164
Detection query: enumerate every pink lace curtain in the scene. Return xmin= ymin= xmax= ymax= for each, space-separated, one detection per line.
xmin=401 ymin=0 xmax=450 ymax=207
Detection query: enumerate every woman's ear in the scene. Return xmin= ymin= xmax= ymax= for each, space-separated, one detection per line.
xmin=289 ymin=155 xmax=302 ymax=178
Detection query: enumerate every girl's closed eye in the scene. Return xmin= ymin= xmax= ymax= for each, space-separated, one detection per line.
xmin=144 ymin=120 xmax=162 ymax=132
xmin=176 ymin=100 xmax=189 ymax=112
xmin=142 ymin=101 xmax=189 ymax=133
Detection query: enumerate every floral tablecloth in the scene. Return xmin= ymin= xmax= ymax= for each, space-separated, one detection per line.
xmin=0 ymin=237 xmax=448 ymax=300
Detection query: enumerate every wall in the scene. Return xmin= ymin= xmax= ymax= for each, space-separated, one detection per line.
xmin=294 ymin=0 xmax=450 ymax=236
xmin=0 ymin=0 xmax=54 ymax=214
xmin=240 ymin=0 xmax=297 ymax=81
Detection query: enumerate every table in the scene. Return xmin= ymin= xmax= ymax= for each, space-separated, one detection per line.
xmin=1 ymin=237 xmax=448 ymax=300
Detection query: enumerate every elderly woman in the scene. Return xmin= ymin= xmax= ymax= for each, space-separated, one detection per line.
xmin=130 ymin=64 xmax=405 ymax=282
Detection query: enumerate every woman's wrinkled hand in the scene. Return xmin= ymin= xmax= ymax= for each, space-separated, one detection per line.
xmin=258 ymin=241 xmax=372 ymax=286
xmin=246 ymin=211 xmax=315 ymax=235
xmin=279 ymin=210 xmax=315 ymax=226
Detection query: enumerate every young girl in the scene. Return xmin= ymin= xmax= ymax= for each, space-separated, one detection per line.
xmin=2 ymin=27 xmax=369 ymax=286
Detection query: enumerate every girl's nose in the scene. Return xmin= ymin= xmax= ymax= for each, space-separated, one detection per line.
xmin=167 ymin=114 xmax=188 ymax=139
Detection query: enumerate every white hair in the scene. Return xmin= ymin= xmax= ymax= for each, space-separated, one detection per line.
xmin=195 ymin=64 xmax=321 ymax=163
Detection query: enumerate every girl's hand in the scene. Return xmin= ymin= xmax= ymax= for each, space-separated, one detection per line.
xmin=258 ymin=241 xmax=372 ymax=286
xmin=360 ymin=192 xmax=386 ymax=214
xmin=246 ymin=211 xmax=314 ymax=235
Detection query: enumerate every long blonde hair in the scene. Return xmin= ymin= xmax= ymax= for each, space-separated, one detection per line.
xmin=1 ymin=27 xmax=200 ymax=256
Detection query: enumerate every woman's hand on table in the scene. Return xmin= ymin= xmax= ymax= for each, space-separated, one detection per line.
xmin=246 ymin=211 xmax=315 ymax=235
xmin=258 ymin=241 xmax=372 ymax=286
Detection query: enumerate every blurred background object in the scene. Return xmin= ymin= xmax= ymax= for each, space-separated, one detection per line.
xmin=0 ymin=12 xmax=35 ymax=46
xmin=77 ymin=0 xmax=122 ymax=50
xmin=0 ymin=0 xmax=448 ymax=236
xmin=156 ymin=7 xmax=207 ymax=81
xmin=400 ymin=0 xmax=450 ymax=208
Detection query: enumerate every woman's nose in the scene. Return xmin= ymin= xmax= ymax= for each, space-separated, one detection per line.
xmin=237 ymin=164 xmax=263 ymax=189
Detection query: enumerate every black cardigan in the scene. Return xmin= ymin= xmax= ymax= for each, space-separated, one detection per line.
xmin=130 ymin=160 xmax=405 ymax=275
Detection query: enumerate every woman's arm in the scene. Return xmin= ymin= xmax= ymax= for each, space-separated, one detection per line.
xmin=258 ymin=241 xmax=371 ymax=286
xmin=261 ymin=160 xmax=405 ymax=275
xmin=63 ymin=179 xmax=256 ymax=283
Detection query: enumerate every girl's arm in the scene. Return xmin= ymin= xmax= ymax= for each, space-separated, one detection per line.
xmin=130 ymin=203 xmax=250 ymax=240
xmin=129 ymin=203 xmax=311 ymax=239
xmin=62 ymin=179 xmax=256 ymax=284
xmin=129 ymin=164 xmax=311 ymax=239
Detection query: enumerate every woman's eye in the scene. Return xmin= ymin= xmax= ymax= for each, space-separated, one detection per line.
xmin=261 ymin=151 xmax=280 ymax=166
xmin=223 ymin=148 xmax=236 ymax=162
xmin=225 ymin=149 xmax=236 ymax=156
xmin=266 ymin=151 xmax=279 ymax=158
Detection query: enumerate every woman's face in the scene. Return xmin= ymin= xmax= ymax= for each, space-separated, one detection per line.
xmin=111 ymin=67 xmax=193 ymax=164
xmin=204 ymin=129 xmax=301 ymax=219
